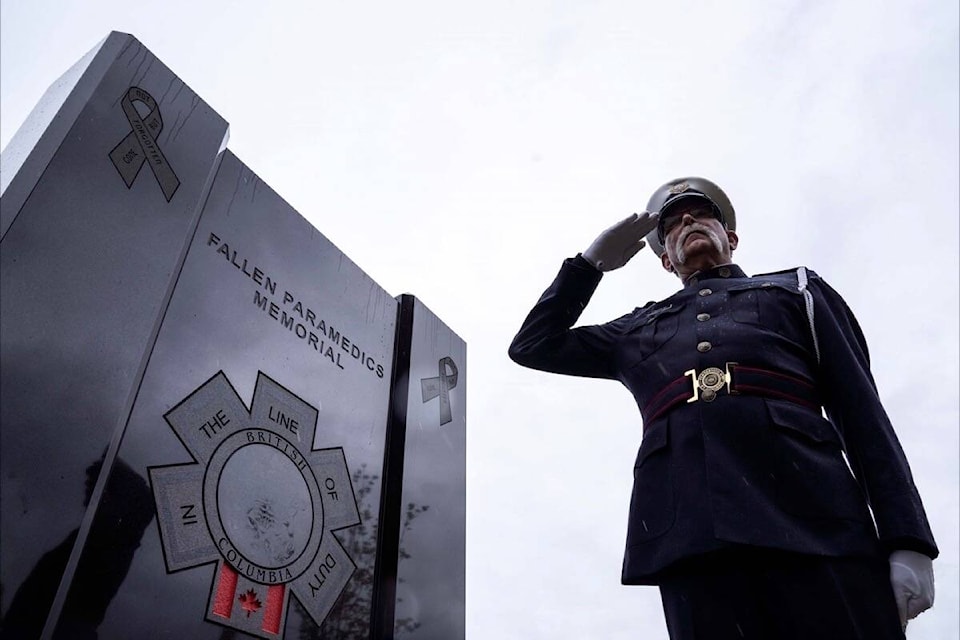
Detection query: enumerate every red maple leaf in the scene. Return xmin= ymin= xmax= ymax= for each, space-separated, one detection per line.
xmin=238 ymin=589 xmax=262 ymax=617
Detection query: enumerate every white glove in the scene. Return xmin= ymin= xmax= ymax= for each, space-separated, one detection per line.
xmin=889 ymin=549 xmax=935 ymax=629
xmin=582 ymin=212 xmax=658 ymax=272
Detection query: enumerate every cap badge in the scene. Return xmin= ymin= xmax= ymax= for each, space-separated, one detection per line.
xmin=668 ymin=182 xmax=690 ymax=194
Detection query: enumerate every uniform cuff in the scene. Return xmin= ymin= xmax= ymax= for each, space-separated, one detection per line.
xmin=570 ymin=254 xmax=602 ymax=273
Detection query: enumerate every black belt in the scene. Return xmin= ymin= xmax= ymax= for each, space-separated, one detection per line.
xmin=641 ymin=363 xmax=821 ymax=427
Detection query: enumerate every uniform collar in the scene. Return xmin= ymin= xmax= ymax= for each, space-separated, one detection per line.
xmin=682 ymin=263 xmax=746 ymax=288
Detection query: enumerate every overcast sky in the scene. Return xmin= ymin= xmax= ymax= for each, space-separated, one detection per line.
xmin=2 ymin=1 xmax=957 ymax=638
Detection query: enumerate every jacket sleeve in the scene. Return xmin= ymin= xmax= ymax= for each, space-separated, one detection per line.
xmin=508 ymin=257 xmax=636 ymax=380
xmin=811 ymin=274 xmax=938 ymax=559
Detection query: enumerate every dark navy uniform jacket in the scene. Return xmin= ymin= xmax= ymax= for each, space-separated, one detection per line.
xmin=509 ymin=258 xmax=938 ymax=585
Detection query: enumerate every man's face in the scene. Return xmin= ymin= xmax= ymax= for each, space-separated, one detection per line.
xmin=659 ymin=200 xmax=737 ymax=275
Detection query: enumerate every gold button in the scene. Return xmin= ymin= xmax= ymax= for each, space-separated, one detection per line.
xmin=697 ymin=341 xmax=712 ymax=352
xmin=719 ymin=267 xmax=731 ymax=277
xmin=697 ymin=313 xmax=710 ymax=322
xmin=698 ymin=288 xmax=712 ymax=297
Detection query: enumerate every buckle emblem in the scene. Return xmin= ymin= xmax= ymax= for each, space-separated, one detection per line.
xmin=685 ymin=363 xmax=737 ymax=403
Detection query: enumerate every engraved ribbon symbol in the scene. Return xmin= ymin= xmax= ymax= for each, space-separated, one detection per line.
xmin=109 ymin=86 xmax=180 ymax=202
xmin=421 ymin=357 xmax=458 ymax=425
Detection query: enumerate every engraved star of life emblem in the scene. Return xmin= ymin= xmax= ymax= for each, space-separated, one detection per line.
xmin=149 ymin=371 xmax=360 ymax=639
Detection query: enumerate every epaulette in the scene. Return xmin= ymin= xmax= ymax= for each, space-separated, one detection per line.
xmin=752 ymin=266 xmax=820 ymax=277
xmin=751 ymin=266 xmax=821 ymax=284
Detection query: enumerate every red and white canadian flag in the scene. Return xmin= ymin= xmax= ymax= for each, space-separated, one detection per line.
xmin=208 ymin=561 xmax=287 ymax=638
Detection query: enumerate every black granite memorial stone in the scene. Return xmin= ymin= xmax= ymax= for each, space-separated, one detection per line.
xmin=0 ymin=32 xmax=466 ymax=640
xmin=393 ymin=298 xmax=467 ymax=637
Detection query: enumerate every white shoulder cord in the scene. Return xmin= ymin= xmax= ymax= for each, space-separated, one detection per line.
xmin=796 ymin=268 xmax=847 ymax=449
xmin=797 ymin=267 xmax=821 ymax=365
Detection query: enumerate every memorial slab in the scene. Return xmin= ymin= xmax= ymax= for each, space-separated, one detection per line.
xmin=51 ymin=151 xmax=396 ymax=639
xmin=1 ymin=32 xmax=228 ymax=635
xmin=396 ymin=297 xmax=467 ymax=637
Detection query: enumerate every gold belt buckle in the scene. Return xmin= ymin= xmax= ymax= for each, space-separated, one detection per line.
xmin=685 ymin=363 xmax=737 ymax=403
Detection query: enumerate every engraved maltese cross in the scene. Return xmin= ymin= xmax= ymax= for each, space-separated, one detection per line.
xmin=149 ymin=371 xmax=360 ymax=639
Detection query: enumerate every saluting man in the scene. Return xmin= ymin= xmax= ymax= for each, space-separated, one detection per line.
xmin=509 ymin=177 xmax=937 ymax=639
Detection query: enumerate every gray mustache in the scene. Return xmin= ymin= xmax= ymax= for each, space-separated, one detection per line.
xmin=678 ymin=223 xmax=719 ymax=245
xmin=675 ymin=223 xmax=722 ymax=264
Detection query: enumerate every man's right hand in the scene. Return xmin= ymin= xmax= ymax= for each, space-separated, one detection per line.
xmin=582 ymin=211 xmax=659 ymax=272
